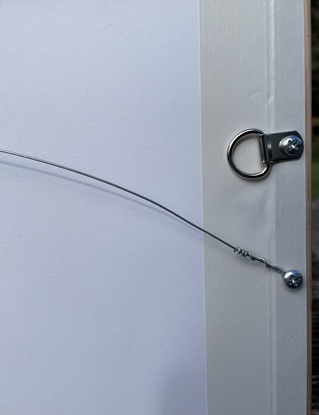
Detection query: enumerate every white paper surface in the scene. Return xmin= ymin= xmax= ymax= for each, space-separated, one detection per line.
xmin=0 ymin=2 xmax=206 ymax=414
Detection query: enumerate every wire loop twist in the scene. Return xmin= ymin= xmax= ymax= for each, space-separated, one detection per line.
xmin=0 ymin=148 xmax=296 ymax=283
xmin=234 ymin=247 xmax=284 ymax=275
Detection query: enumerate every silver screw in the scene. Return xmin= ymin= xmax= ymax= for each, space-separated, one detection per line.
xmin=283 ymin=270 xmax=303 ymax=289
xmin=279 ymin=135 xmax=303 ymax=156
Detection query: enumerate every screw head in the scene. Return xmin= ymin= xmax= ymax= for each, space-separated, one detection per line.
xmin=279 ymin=135 xmax=303 ymax=156
xmin=283 ymin=270 xmax=303 ymax=289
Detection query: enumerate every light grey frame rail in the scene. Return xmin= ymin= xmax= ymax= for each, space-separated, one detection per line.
xmin=200 ymin=0 xmax=311 ymax=414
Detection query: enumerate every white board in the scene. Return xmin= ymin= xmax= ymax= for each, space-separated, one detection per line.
xmin=0 ymin=1 xmax=309 ymax=414
xmin=0 ymin=2 xmax=206 ymax=414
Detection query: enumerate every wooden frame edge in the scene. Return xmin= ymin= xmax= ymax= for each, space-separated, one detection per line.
xmin=305 ymin=0 xmax=312 ymax=413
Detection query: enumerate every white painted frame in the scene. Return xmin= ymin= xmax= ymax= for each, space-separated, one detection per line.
xmin=200 ymin=0 xmax=311 ymax=414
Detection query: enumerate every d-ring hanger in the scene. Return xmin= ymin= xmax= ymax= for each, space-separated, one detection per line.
xmin=227 ymin=128 xmax=304 ymax=180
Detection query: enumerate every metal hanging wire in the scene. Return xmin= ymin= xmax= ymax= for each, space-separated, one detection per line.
xmin=0 ymin=148 xmax=303 ymax=289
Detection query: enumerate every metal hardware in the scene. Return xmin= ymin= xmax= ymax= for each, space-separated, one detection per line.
xmin=234 ymin=247 xmax=303 ymax=289
xmin=279 ymin=135 xmax=303 ymax=156
xmin=0 ymin=147 xmax=304 ymax=290
xmin=283 ymin=270 xmax=303 ymax=289
xmin=227 ymin=129 xmax=304 ymax=180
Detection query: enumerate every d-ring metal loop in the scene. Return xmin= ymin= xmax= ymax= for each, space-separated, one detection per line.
xmin=227 ymin=129 xmax=271 ymax=180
